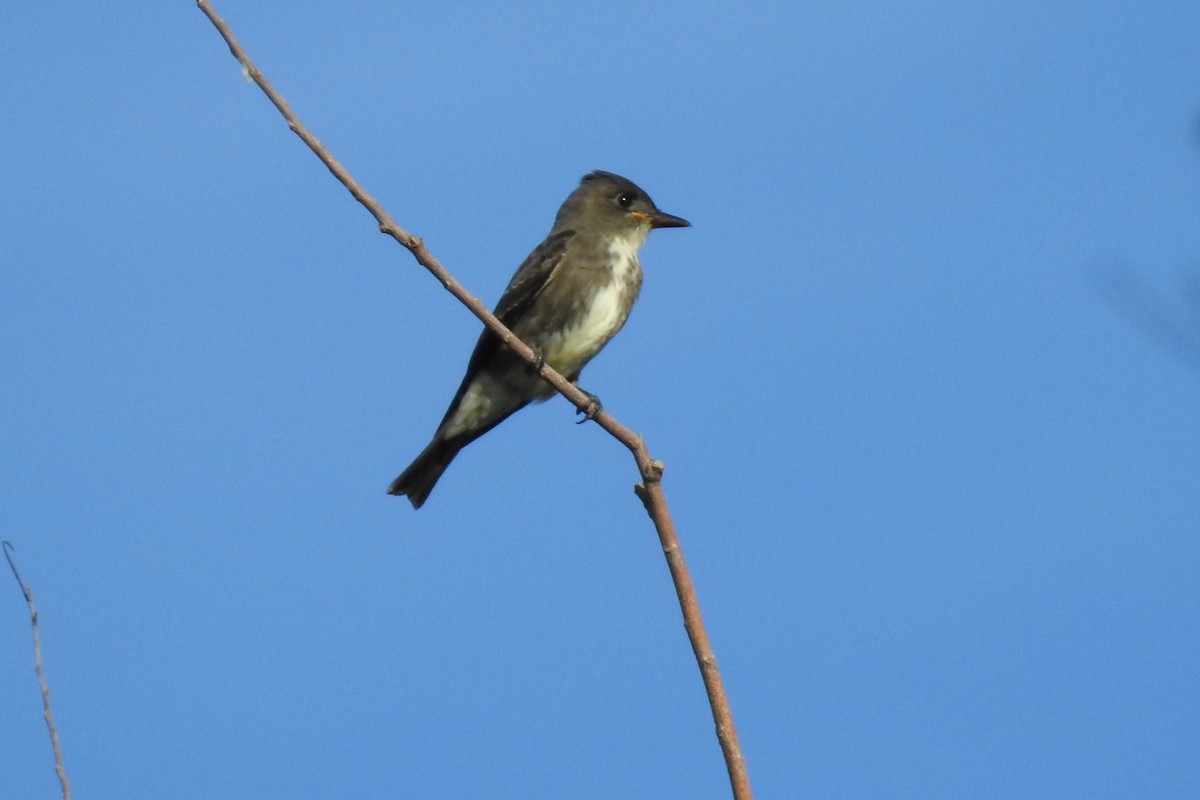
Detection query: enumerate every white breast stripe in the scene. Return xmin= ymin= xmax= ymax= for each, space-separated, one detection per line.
xmin=542 ymin=232 xmax=645 ymax=376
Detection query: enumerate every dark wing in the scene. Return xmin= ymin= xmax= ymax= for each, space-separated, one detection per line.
xmin=464 ymin=228 xmax=574 ymax=371
xmin=492 ymin=229 xmax=574 ymax=326
xmin=434 ymin=229 xmax=574 ymax=429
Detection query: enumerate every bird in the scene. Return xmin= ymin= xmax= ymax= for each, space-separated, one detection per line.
xmin=387 ymin=170 xmax=690 ymax=508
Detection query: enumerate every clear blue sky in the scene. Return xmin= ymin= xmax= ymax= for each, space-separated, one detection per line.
xmin=4 ymin=3 xmax=1199 ymax=798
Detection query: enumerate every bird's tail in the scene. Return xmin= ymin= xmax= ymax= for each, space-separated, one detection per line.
xmin=387 ymin=436 xmax=463 ymax=509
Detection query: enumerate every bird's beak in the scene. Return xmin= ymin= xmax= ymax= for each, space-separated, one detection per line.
xmin=644 ymin=210 xmax=691 ymax=229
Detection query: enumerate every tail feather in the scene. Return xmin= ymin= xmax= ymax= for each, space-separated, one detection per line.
xmin=387 ymin=437 xmax=463 ymax=509
xmin=389 ymin=403 xmax=523 ymax=509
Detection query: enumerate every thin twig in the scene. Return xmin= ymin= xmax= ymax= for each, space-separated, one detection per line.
xmin=1095 ymin=265 xmax=1200 ymax=376
xmin=195 ymin=3 xmax=752 ymax=796
xmin=4 ymin=542 xmax=71 ymax=800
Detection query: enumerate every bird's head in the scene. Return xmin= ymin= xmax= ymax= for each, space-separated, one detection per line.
xmin=555 ymin=170 xmax=690 ymax=236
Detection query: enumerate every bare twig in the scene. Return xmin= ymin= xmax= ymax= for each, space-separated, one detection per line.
xmin=195 ymin=3 xmax=752 ymax=797
xmin=1095 ymin=264 xmax=1200 ymax=377
xmin=4 ymin=542 xmax=71 ymax=800
xmin=633 ymin=482 xmax=752 ymax=798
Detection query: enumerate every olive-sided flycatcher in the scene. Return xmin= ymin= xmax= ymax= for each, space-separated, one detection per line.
xmin=387 ymin=170 xmax=689 ymax=508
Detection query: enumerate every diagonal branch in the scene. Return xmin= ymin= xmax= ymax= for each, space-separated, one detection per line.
xmin=5 ymin=542 xmax=72 ymax=800
xmin=195 ymin=3 xmax=752 ymax=797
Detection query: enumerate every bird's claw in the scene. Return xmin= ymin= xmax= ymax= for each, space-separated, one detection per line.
xmin=526 ymin=349 xmax=546 ymax=375
xmin=575 ymin=390 xmax=602 ymax=423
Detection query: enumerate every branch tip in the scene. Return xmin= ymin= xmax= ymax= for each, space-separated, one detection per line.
xmin=4 ymin=542 xmax=72 ymax=800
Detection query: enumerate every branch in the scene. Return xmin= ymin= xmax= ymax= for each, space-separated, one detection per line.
xmin=196 ymin=4 xmax=752 ymax=797
xmin=4 ymin=542 xmax=71 ymax=800
xmin=1096 ymin=264 xmax=1200 ymax=376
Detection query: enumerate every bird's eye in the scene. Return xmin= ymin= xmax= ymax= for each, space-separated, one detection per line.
xmin=617 ymin=193 xmax=634 ymax=209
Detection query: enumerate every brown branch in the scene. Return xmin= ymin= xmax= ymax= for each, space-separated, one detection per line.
xmin=4 ymin=542 xmax=71 ymax=800
xmin=633 ymin=483 xmax=752 ymax=798
xmin=195 ymin=3 xmax=752 ymax=797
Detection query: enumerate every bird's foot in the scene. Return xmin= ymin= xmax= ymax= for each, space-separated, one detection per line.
xmin=525 ymin=349 xmax=546 ymax=375
xmin=575 ymin=389 xmax=602 ymax=423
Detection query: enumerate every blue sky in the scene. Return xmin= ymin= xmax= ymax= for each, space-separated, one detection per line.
xmin=3 ymin=2 xmax=1199 ymax=798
